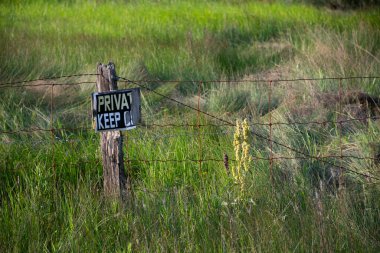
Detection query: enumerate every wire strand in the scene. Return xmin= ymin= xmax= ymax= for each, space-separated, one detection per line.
xmin=118 ymin=76 xmax=380 ymax=182
xmin=0 ymin=74 xmax=98 ymax=87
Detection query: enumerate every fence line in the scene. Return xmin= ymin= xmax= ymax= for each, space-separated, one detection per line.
xmin=1 ymin=74 xmax=379 ymax=88
xmin=1 ymin=114 xmax=379 ymax=135
xmin=0 ymin=81 xmax=96 ymax=89
xmin=119 ymin=76 xmax=380 ymax=84
xmin=0 ymin=74 xmax=98 ymax=87
xmin=1 ymin=73 xmax=379 ymax=183
xmin=0 ymin=135 xmax=377 ymax=161
xmin=118 ymin=75 xmax=380 ymax=182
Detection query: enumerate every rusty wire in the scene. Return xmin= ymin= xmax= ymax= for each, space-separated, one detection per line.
xmin=0 ymin=74 xmax=98 ymax=87
xmin=118 ymin=76 xmax=380 ymax=84
xmin=0 ymin=81 xmax=96 ymax=89
xmin=1 ymin=115 xmax=379 ymax=135
xmin=1 ymin=74 xmax=379 ymax=88
xmin=118 ymin=75 xmax=380 ymax=181
xmin=50 ymin=83 xmax=56 ymax=177
xmin=1 ymin=74 xmax=379 ymax=182
xmin=268 ymin=80 xmax=274 ymax=183
xmin=0 ymin=136 xmax=376 ymax=162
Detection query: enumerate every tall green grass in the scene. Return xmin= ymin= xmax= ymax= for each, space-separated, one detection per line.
xmin=1 ymin=0 xmax=379 ymax=82
xmin=1 ymin=120 xmax=380 ymax=251
xmin=1 ymin=0 xmax=380 ymax=252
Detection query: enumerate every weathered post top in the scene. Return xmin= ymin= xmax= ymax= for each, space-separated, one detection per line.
xmin=97 ymin=62 xmax=118 ymax=92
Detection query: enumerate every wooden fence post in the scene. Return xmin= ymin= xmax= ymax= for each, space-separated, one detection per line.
xmin=96 ymin=62 xmax=130 ymax=200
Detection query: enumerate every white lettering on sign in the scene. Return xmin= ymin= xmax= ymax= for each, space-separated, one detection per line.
xmin=97 ymin=93 xmax=132 ymax=112
xmin=114 ymin=94 xmax=121 ymax=111
xmin=97 ymin=114 xmax=104 ymax=129
xmin=98 ymin=96 xmax=104 ymax=112
xmin=97 ymin=112 xmax=122 ymax=130
xmin=124 ymin=111 xmax=134 ymax=127
xmin=104 ymin=113 xmax=109 ymax=128
xmin=114 ymin=112 xmax=120 ymax=127
xmin=92 ymin=88 xmax=140 ymax=132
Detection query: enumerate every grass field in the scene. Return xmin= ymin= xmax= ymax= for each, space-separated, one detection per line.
xmin=1 ymin=0 xmax=380 ymax=252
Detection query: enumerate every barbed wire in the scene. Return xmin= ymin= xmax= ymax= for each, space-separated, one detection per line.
xmin=0 ymin=127 xmax=93 ymax=134
xmin=118 ymin=75 xmax=380 ymax=181
xmin=0 ymin=81 xmax=96 ymax=89
xmin=1 ymin=73 xmax=379 ymax=182
xmin=1 ymin=113 xmax=379 ymax=135
xmin=142 ymin=116 xmax=380 ymax=128
xmin=0 ymin=74 xmax=98 ymax=87
xmin=1 ymin=74 xmax=378 ymax=88
xmin=127 ymin=155 xmax=378 ymax=163
xmin=119 ymin=76 xmax=380 ymax=84
xmin=0 ymin=136 xmax=377 ymax=160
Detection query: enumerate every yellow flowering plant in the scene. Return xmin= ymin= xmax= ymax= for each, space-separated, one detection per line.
xmin=232 ymin=119 xmax=251 ymax=193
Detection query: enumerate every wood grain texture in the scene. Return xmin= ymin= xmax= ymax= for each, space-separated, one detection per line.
xmin=96 ymin=62 xmax=129 ymax=200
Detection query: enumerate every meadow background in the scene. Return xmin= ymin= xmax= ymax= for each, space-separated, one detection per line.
xmin=1 ymin=0 xmax=380 ymax=252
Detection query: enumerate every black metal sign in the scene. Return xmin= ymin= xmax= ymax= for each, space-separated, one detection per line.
xmin=92 ymin=88 xmax=141 ymax=132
